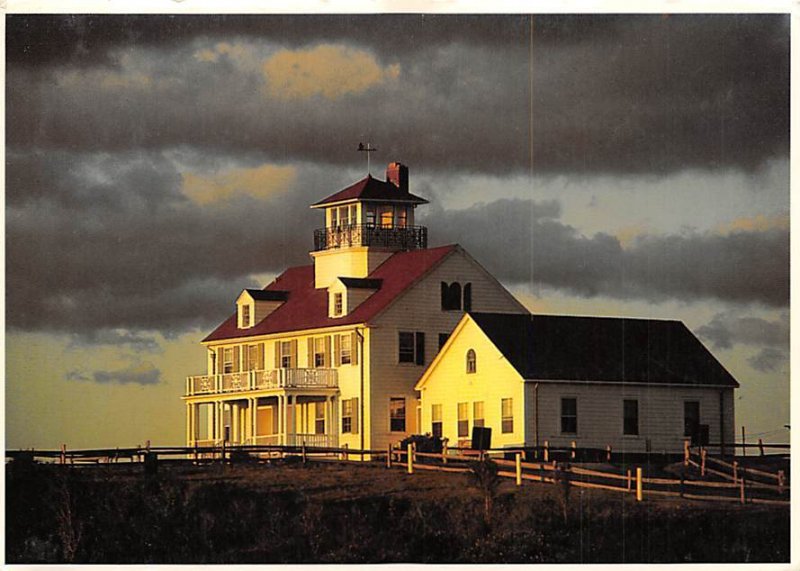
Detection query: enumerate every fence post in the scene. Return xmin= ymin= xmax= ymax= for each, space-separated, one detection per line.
xmin=194 ymin=443 xmax=198 ymax=463
xmin=442 ymin=441 xmax=448 ymax=465
xmin=741 ymin=426 xmax=746 ymax=457
xmin=627 ymin=469 xmax=632 ymax=492
xmin=60 ymin=443 xmax=66 ymax=466
xmin=683 ymin=440 xmax=690 ymax=466
xmin=778 ymin=470 xmax=785 ymax=493
xmin=302 ymin=441 xmax=307 ymax=464
xmin=635 ymin=467 xmax=643 ymax=501
xmin=407 ymin=443 xmax=414 ymax=475
xmin=146 ymin=439 xmax=151 ymax=452
xmin=343 ymin=443 xmax=349 ymax=462
xmin=570 ymin=440 xmax=577 ymax=460
xmin=606 ymin=444 xmax=612 ymax=463
xmin=544 ymin=440 xmax=549 ymax=462
xmin=758 ymin=438 xmax=765 ymax=457
xmin=701 ymin=447 xmax=707 ymax=477
xmin=732 ymin=460 xmax=738 ymax=484
xmin=387 ymin=444 xmax=393 ymax=468
xmin=221 ymin=440 xmax=226 ymax=463
xmin=516 ymin=453 xmax=522 ymax=486
xmin=739 ymin=476 xmax=746 ymax=504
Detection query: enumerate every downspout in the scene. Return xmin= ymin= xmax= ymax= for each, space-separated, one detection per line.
xmin=719 ymin=389 xmax=725 ymax=456
xmin=534 ymin=382 xmax=540 ymax=449
xmin=355 ymin=327 xmax=365 ymax=452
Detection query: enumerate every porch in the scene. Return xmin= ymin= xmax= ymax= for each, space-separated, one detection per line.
xmin=187 ymin=394 xmax=339 ymax=448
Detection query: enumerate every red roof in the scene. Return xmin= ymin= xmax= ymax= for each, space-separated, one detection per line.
xmin=311 ymin=175 xmax=428 ymax=207
xmin=203 ymin=244 xmax=457 ymax=342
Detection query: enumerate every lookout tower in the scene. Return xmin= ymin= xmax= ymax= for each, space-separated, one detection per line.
xmin=310 ymin=162 xmax=428 ymax=289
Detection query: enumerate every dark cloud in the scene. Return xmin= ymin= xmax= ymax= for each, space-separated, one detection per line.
xmin=67 ymin=362 xmax=160 ymax=385
xmin=66 ymin=330 xmax=162 ymax=353
xmin=6 ymin=151 xmax=325 ymax=334
xmin=6 ymin=14 xmax=788 ymax=176
xmin=747 ymin=348 xmax=787 ymax=373
xmin=427 ymin=198 xmax=789 ymax=307
xmin=696 ymin=312 xmax=789 ymax=350
xmin=94 ymin=362 xmax=161 ymax=385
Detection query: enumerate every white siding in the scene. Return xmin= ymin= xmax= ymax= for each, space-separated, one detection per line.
xmin=525 ymin=381 xmax=736 ymax=453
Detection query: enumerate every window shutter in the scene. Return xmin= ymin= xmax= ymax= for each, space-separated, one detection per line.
xmin=274 ymin=341 xmax=281 ymax=369
xmin=351 ymin=331 xmax=359 ymax=365
xmin=353 ymin=397 xmax=359 ymax=434
xmin=324 ymin=336 xmax=331 ymax=367
xmin=216 ymin=348 xmax=223 ymax=374
xmin=463 ymin=283 xmax=472 ymax=312
xmin=232 ymin=346 xmax=240 ymax=372
xmin=334 ymin=334 xmax=341 ymax=367
xmin=258 ymin=343 xmax=265 ymax=370
xmin=307 ymin=338 xmax=314 ymax=368
xmin=290 ymin=339 xmax=298 ymax=368
xmin=415 ymin=332 xmax=425 ymax=365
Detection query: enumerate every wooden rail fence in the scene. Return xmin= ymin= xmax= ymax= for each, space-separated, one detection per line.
xmin=8 ymin=441 xmax=789 ymax=507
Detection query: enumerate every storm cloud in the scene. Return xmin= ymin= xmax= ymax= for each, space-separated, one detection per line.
xmin=7 ymin=14 xmax=788 ymax=176
xmin=429 ymin=198 xmax=789 ymax=307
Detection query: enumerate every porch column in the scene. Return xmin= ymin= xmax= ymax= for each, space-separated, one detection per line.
xmin=283 ymin=395 xmax=290 ymax=444
xmin=278 ymin=395 xmax=285 ymax=445
xmin=217 ymin=401 xmax=224 ymax=442
xmin=185 ymin=402 xmax=192 ymax=446
xmin=251 ymin=397 xmax=257 ymax=444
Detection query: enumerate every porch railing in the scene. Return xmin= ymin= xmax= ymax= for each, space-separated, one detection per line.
xmin=186 ymin=368 xmax=338 ymax=396
xmin=286 ymin=433 xmax=339 ymax=448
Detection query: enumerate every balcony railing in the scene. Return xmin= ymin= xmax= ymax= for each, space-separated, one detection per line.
xmin=186 ymin=368 xmax=338 ymax=396
xmin=313 ymin=224 xmax=427 ymax=252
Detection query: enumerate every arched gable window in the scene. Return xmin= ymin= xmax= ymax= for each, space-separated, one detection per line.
xmin=466 ymin=349 xmax=477 ymax=374
xmin=441 ymin=281 xmax=462 ymax=310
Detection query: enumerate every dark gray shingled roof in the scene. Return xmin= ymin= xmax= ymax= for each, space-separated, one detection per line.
xmin=469 ymin=312 xmax=739 ymax=387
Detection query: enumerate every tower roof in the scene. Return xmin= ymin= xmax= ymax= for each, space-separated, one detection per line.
xmin=310 ymin=174 xmax=428 ymax=208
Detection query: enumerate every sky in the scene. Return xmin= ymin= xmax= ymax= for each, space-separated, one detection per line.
xmin=5 ymin=13 xmax=790 ymax=450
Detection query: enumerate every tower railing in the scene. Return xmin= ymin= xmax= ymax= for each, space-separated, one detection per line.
xmin=313 ymin=224 xmax=427 ymax=252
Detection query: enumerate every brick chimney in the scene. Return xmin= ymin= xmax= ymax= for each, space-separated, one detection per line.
xmin=386 ymin=162 xmax=409 ymax=192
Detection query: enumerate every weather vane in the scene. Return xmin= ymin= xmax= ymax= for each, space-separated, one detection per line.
xmin=357 ymin=142 xmax=377 ymax=174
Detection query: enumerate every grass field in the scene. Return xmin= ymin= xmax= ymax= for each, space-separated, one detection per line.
xmin=5 ymin=457 xmax=790 ymax=563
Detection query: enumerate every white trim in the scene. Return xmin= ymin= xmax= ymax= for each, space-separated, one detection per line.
xmin=522 ymin=378 xmax=736 ymax=389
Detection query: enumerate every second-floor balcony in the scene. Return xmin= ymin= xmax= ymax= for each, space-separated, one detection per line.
xmin=185 ymin=368 xmax=338 ymax=397
xmin=313 ymin=224 xmax=427 ymax=252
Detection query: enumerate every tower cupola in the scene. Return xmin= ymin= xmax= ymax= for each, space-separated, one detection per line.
xmin=309 ymin=162 xmax=428 ymax=289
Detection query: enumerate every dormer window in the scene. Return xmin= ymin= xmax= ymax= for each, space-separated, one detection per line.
xmin=241 ymin=304 xmax=251 ymax=328
xmin=334 ymin=293 xmax=343 ymax=316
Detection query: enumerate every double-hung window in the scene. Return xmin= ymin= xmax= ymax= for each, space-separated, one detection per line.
xmin=623 ymin=399 xmax=639 ymax=436
xmin=390 ymin=397 xmax=406 ymax=432
xmin=501 ymin=398 xmax=514 ymax=434
xmin=561 ymin=398 xmax=577 ymax=434
xmin=398 ymin=331 xmax=425 ymax=365
xmin=431 ymin=404 xmax=443 ymax=438
xmin=457 ymin=402 xmax=469 ymax=437
xmin=223 ymin=348 xmax=234 ymax=374
xmin=473 ymin=402 xmax=485 ymax=428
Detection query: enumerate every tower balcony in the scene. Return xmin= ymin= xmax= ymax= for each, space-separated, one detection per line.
xmin=313 ymin=224 xmax=427 ymax=252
